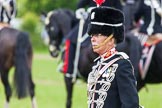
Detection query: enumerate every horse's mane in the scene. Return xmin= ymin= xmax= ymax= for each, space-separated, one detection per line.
xmin=63 ymin=9 xmax=78 ymax=27
xmin=54 ymin=9 xmax=77 ymax=28
xmin=48 ymin=9 xmax=77 ymax=36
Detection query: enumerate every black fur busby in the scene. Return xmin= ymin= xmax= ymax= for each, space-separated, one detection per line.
xmin=87 ymin=6 xmax=125 ymax=43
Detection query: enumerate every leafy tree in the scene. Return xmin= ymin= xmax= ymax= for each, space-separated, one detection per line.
xmin=17 ymin=0 xmax=78 ymax=16
xmin=16 ymin=0 xmax=78 ymax=51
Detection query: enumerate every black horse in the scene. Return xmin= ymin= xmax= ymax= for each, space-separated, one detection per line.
xmin=41 ymin=8 xmax=162 ymax=108
xmin=0 ymin=27 xmax=37 ymax=108
xmin=122 ymin=0 xmax=162 ymax=90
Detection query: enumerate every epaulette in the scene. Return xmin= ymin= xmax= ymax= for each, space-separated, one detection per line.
xmin=116 ymin=52 xmax=129 ymax=59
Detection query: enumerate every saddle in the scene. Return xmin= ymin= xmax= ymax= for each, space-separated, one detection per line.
xmin=146 ymin=33 xmax=162 ymax=46
xmin=0 ymin=22 xmax=10 ymax=30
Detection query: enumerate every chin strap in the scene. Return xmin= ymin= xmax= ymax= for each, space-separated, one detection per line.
xmin=93 ymin=34 xmax=113 ymax=49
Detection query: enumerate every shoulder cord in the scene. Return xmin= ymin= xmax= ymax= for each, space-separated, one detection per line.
xmin=97 ymin=56 xmax=122 ymax=79
xmin=90 ymin=56 xmax=122 ymax=108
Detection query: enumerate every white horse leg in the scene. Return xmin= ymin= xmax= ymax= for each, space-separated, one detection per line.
xmin=31 ymin=97 xmax=38 ymax=108
xmin=4 ymin=101 xmax=9 ymax=108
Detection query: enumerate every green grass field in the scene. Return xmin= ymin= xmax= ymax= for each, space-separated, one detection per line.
xmin=0 ymin=52 xmax=162 ymax=108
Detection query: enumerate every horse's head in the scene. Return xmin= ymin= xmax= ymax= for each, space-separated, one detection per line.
xmin=41 ymin=9 xmax=76 ymax=57
xmin=42 ymin=11 xmax=63 ymax=57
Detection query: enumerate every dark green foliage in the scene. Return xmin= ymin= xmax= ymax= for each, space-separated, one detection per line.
xmin=20 ymin=12 xmax=47 ymax=51
xmin=18 ymin=0 xmax=78 ymax=16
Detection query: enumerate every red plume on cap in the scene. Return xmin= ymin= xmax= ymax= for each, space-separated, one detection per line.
xmin=93 ymin=0 xmax=105 ymax=7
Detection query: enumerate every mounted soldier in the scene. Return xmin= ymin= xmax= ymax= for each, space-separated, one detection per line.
xmin=122 ymin=0 xmax=140 ymax=31
xmin=134 ymin=0 xmax=162 ymax=80
xmin=0 ymin=0 xmax=17 ymax=28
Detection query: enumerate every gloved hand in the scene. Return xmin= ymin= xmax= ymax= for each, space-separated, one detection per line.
xmin=151 ymin=0 xmax=162 ymax=17
xmin=151 ymin=0 xmax=160 ymax=9
xmin=75 ymin=8 xmax=87 ymax=19
xmin=145 ymin=0 xmax=162 ymax=17
xmin=156 ymin=8 xmax=162 ymax=17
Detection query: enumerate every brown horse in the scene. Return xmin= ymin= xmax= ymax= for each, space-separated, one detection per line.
xmin=0 ymin=27 xmax=37 ymax=108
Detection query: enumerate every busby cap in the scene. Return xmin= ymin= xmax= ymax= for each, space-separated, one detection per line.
xmin=87 ymin=6 xmax=125 ymax=43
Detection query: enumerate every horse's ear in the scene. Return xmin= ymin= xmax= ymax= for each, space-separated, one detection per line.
xmin=40 ymin=11 xmax=47 ymax=22
xmin=41 ymin=11 xmax=47 ymax=17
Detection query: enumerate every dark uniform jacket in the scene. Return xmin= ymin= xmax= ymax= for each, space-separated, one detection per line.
xmin=87 ymin=52 xmax=139 ymax=108
xmin=134 ymin=0 xmax=162 ymax=35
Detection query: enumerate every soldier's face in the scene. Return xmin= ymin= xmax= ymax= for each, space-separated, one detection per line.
xmin=91 ymin=34 xmax=115 ymax=55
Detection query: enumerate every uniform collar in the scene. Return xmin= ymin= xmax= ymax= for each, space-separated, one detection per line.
xmin=94 ymin=47 xmax=117 ymax=62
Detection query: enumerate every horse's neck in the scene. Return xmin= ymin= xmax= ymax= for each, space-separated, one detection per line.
xmin=57 ymin=10 xmax=75 ymax=37
xmin=59 ymin=20 xmax=73 ymax=39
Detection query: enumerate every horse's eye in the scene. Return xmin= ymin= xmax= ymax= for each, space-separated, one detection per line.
xmin=50 ymin=27 xmax=55 ymax=31
xmin=45 ymin=27 xmax=49 ymax=31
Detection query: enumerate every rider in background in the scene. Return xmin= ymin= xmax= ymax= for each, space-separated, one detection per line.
xmin=0 ymin=0 xmax=16 ymax=27
xmin=134 ymin=0 xmax=162 ymax=45
xmin=134 ymin=0 xmax=162 ymax=38
xmin=61 ymin=0 xmax=123 ymax=77
xmin=122 ymin=0 xmax=140 ymax=31
xmin=134 ymin=0 xmax=162 ymax=80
